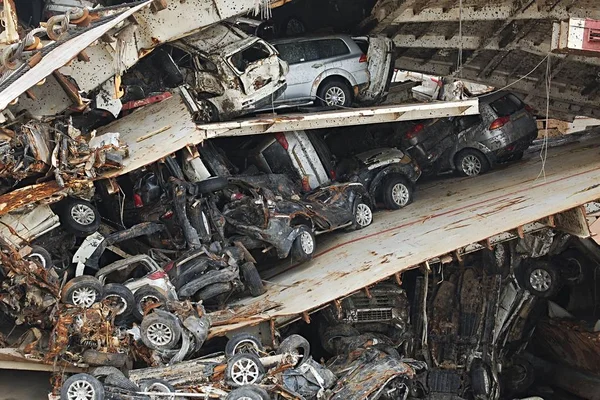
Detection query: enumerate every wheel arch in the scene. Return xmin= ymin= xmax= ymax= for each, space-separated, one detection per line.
xmin=450 ymin=145 xmax=493 ymax=171
xmin=368 ymin=166 xmax=413 ymax=200
xmin=311 ymin=71 xmax=356 ymax=100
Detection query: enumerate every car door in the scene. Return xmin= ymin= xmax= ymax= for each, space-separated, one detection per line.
xmin=226 ymin=39 xmax=282 ymax=97
xmin=274 ymin=40 xmax=324 ymax=103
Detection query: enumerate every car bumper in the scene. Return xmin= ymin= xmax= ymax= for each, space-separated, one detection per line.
xmin=493 ymin=131 xmax=537 ymax=162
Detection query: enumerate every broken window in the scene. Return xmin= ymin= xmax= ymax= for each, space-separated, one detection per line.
xmin=275 ymin=41 xmax=319 ymax=65
xmin=314 ymin=39 xmax=350 ymax=59
xmin=262 ymin=141 xmax=301 ymax=181
xmin=457 ymin=115 xmax=483 ymax=131
xmin=103 ymin=261 xmax=152 ymax=284
xmin=229 ymin=41 xmax=272 ymax=73
xmin=490 ymin=94 xmax=525 ymax=117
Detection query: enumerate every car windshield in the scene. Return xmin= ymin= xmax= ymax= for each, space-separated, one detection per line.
xmin=103 ymin=261 xmax=151 ymax=284
xmin=229 ymin=41 xmax=272 ymax=73
xmin=489 ymin=94 xmax=524 ymax=117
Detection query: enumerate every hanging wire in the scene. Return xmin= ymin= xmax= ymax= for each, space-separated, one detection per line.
xmin=536 ymin=55 xmax=552 ymax=182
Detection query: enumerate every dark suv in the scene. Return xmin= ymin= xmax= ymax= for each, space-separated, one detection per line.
xmin=398 ymin=91 xmax=537 ymax=177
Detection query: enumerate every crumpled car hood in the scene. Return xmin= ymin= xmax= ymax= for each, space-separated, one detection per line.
xmin=354 ymin=148 xmax=405 ymax=168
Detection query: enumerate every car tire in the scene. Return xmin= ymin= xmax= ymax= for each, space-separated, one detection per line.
xmin=226 ymin=353 xmax=265 ymax=387
xmin=139 ymin=379 xmax=176 ymax=398
xmin=317 ymin=79 xmax=352 ymax=107
xmin=455 ymin=149 xmax=490 ymax=177
xmin=240 ymin=262 xmax=265 ymax=297
xmin=278 ymin=334 xmax=310 ymax=367
xmin=351 ymin=198 xmax=373 ymax=230
xmin=60 ymin=373 xmax=104 ymax=400
xmin=104 ymin=372 xmax=140 ymax=391
xmin=58 ymin=198 xmax=100 ymax=237
xmin=382 ymin=176 xmax=413 ymax=210
xmin=503 ymin=357 xmax=535 ymax=395
xmin=321 ymin=324 xmax=360 ymax=355
xmin=140 ymin=311 xmax=182 ymax=351
xmin=282 ymin=16 xmax=306 ymax=36
xmin=290 ymin=226 xmax=316 ymax=264
xmin=90 ymin=366 xmax=124 ymax=379
xmin=62 ymin=276 xmax=103 ymax=308
xmin=557 ymin=249 xmax=586 ymax=285
xmin=196 ymin=177 xmax=228 ymax=194
xmin=197 ymin=99 xmax=219 ymax=123
xmin=133 ymin=285 xmax=168 ymax=320
xmin=470 ymin=360 xmax=492 ymax=398
xmin=226 ymin=386 xmax=269 ymax=400
xmin=193 ymin=282 xmax=233 ymax=302
xmin=82 ymin=349 xmax=128 ymax=368
xmin=225 ymin=333 xmax=264 ymax=358
xmin=102 ymin=283 xmax=135 ymax=320
xmin=26 ymin=245 xmax=53 ymax=269
xmin=524 ymin=260 xmax=561 ymax=298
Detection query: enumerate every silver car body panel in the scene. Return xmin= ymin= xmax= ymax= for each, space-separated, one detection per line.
xmin=352 ymin=35 xmax=394 ymax=103
xmin=0 ymin=204 xmax=60 ymax=247
xmin=355 ymin=148 xmax=406 ymax=171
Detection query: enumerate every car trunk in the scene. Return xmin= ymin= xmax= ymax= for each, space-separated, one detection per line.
xmin=489 ymin=93 xmax=537 ymax=142
xmin=352 ymin=35 xmax=394 ymax=103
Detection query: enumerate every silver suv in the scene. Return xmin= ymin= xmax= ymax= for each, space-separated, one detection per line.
xmin=267 ymin=34 xmax=394 ymax=108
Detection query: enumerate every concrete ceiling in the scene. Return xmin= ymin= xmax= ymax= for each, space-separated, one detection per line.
xmin=365 ymin=0 xmax=600 ymax=120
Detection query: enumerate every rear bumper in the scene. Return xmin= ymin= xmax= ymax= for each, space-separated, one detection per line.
xmin=492 ymin=131 xmax=537 ymax=163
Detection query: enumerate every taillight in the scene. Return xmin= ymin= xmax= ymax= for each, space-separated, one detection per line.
xmin=163 ymin=262 xmax=174 ymax=272
xmin=161 ymin=210 xmax=174 ymax=220
xmin=329 ymin=169 xmax=336 ymax=180
xmin=133 ymin=193 xmax=144 ymax=208
xmin=359 ymin=54 xmax=368 ymax=63
xmin=148 ymin=271 xmax=167 ymax=280
xmin=524 ymin=104 xmax=534 ymax=113
xmin=301 ymin=176 xmax=310 ymax=192
xmin=405 ymin=123 xmax=424 ymax=139
xmin=489 ymin=116 xmax=510 ymax=130
xmin=275 ymin=133 xmax=289 ymax=150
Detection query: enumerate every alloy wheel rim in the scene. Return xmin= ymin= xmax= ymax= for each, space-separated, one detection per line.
xmin=72 ymin=287 xmax=97 ymax=308
xmin=71 ymin=204 xmax=95 ymax=225
xmin=461 ymin=155 xmax=482 ymax=176
xmin=147 ymin=322 xmax=174 ymax=347
xmin=325 ymin=87 xmax=346 ymax=106
xmin=147 ymin=382 xmax=174 ymax=400
xmin=231 ymin=358 xmax=260 ymax=385
xmin=233 ymin=339 xmax=260 ymax=355
xmin=300 ymin=231 xmax=314 ymax=255
xmin=67 ymin=380 xmax=95 ymax=400
xmin=104 ymin=294 xmax=128 ymax=315
xmin=529 ymin=268 xmax=552 ymax=292
xmin=391 ymin=183 xmax=410 ymax=206
xmin=355 ymin=203 xmax=372 ymax=227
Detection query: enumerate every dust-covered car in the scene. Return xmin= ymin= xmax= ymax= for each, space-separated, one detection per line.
xmin=223 ymin=176 xmax=374 ymax=265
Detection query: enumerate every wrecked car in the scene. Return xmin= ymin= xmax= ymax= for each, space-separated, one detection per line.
xmin=267 ymin=34 xmax=393 ymax=108
xmin=116 ymin=22 xmax=289 ymax=122
xmin=242 ymin=130 xmax=420 ymax=209
xmin=222 ymin=177 xmax=373 ymax=265
xmin=397 ymin=91 xmax=537 ymax=177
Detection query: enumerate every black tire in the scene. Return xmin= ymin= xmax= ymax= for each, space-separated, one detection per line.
xmin=321 ymin=324 xmax=360 ymax=355
xmin=197 ymin=99 xmax=219 ymax=123
xmin=193 ymin=282 xmax=233 ymax=302
xmin=455 ymin=149 xmax=490 ymax=177
xmin=226 ymin=386 xmax=269 ymax=400
xmin=140 ymin=311 xmax=182 ymax=351
xmin=58 ymin=197 xmax=101 ymax=237
xmin=281 ymin=16 xmax=305 ymax=36
xmin=241 ymin=262 xmax=265 ymax=297
xmin=290 ymin=226 xmax=316 ymax=263
xmin=196 ymin=176 xmax=228 ymax=194
xmin=90 ymin=366 xmax=124 ymax=379
xmin=557 ymin=249 xmax=586 ymax=285
xmin=503 ymin=358 xmax=535 ymax=394
xmin=133 ymin=285 xmax=168 ymax=320
xmin=104 ymin=372 xmax=140 ymax=391
xmin=317 ymin=79 xmax=352 ymax=107
xmin=226 ymin=353 xmax=265 ymax=387
xmin=102 ymin=283 xmax=135 ymax=319
xmin=139 ymin=379 xmax=176 ymax=397
xmin=351 ymin=198 xmax=373 ymax=230
xmin=278 ymin=334 xmax=310 ymax=367
xmin=524 ymin=260 xmax=561 ymax=298
xmin=470 ymin=361 xmax=492 ymax=398
xmin=61 ymin=373 xmax=105 ymax=400
xmin=26 ymin=245 xmax=53 ymax=269
xmin=225 ymin=333 xmax=264 ymax=358
xmin=82 ymin=350 xmax=128 ymax=368
xmin=382 ymin=176 xmax=413 ymax=210
xmin=61 ymin=276 xmax=103 ymax=308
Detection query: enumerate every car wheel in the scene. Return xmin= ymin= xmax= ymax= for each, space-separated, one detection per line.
xmin=282 ymin=17 xmax=305 ymax=36
xmin=321 ymin=324 xmax=360 ymax=355
xmin=278 ymin=334 xmax=310 ymax=367
xmin=455 ymin=149 xmax=490 ymax=177
xmin=104 ymin=372 xmax=140 ymax=391
xmin=197 ymin=99 xmax=219 ymax=123
xmin=60 ymin=373 xmax=104 ymax=400
xmin=225 ymin=333 xmax=264 ymax=358
xmin=382 ymin=176 xmax=413 ymax=210
xmin=240 ymin=262 xmax=265 ymax=297
xmin=140 ymin=311 xmax=182 ymax=351
xmin=503 ymin=358 xmax=535 ymax=395
xmin=133 ymin=285 xmax=168 ymax=320
xmin=352 ymin=199 xmax=373 ymax=230
xmin=139 ymin=379 xmax=176 ymax=400
xmin=226 ymin=386 xmax=269 ymax=400
xmin=226 ymin=353 xmax=265 ymax=387
xmin=290 ymin=226 xmax=316 ymax=263
xmin=524 ymin=260 xmax=561 ymax=298
xmin=193 ymin=282 xmax=233 ymax=302
xmin=557 ymin=249 xmax=586 ymax=285
xmin=102 ymin=283 xmax=135 ymax=319
xmin=317 ymin=79 xmax=352 ymax=107
xmin=26 ymin=245 xmax=53 ymax=269
xmin=59 ymin=198 xmax=100 ymax=237
xmin=195 ymin=176 xmax=229 ymax=194
xmin=62 ymin=276 xmax=103 ymax=308
xmin=82 ymin=349 xmax=127 ymax=368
